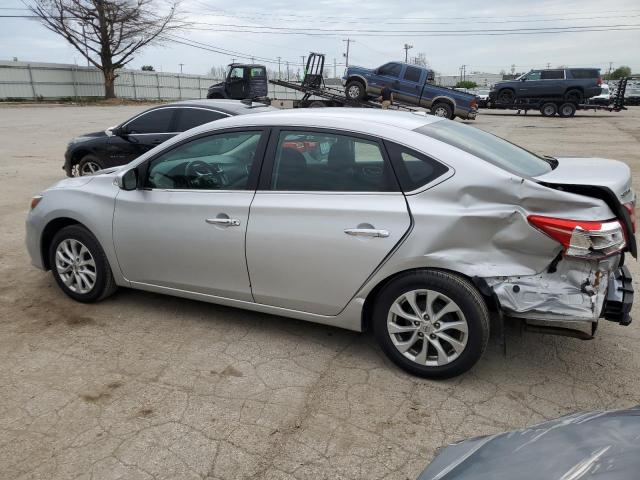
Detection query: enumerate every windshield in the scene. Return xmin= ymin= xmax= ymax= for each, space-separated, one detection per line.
xmin=415 ymin=121 xmax=553 ymax=177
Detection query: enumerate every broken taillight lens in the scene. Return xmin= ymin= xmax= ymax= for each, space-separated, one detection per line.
xmin=597 ymin=76 xmax=603 ymax=86
xmin=528 ymin=215 xmax=626 ymax=259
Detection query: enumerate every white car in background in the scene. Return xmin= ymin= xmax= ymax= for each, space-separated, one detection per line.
xmin=590 ymin=83 xmax=611 ymax=105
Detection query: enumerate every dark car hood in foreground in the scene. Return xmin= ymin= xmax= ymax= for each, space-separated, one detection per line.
xmin=418 ymin=407 xmax=640 ymax=480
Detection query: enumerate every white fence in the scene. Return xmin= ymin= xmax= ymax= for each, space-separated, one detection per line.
xmin=0 ymin=60 xmax=218 ymax=100
xmin=0 ymin=60 xmax=340 ymax=102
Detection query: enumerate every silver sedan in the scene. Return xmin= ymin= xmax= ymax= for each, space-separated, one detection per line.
xmin=26 ymin=109 xmax=636 ymax=378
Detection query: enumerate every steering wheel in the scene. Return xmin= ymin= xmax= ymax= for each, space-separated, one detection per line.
xmin=185 ymin=160 xmax=221 ymax=188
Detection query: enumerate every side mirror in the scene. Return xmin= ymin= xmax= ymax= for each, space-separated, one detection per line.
xmin=520 ymin=78 xmax=527 ymax=82
xmin=115 ymin=168 xmax=138 ymax=190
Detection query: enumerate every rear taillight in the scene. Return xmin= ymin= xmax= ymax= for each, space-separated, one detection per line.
xmin=623 ymin=201 xmax=636 ymax=233
xmin=470 ymin=98 xmax=478 ymax=109
xmin=597 ymin=76 xmax=603 ymax=86
xmin=528 ymin=215 xmax=626 ymax=259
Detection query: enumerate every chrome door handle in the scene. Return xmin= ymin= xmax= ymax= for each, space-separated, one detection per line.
xmin=205 ymin=218 xmax=240 ymax=226
xmin=344 ymin=228 xmax=389 ymax=238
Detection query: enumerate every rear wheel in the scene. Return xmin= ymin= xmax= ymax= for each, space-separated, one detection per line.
xmin=77 ymin=155 xmax=103 ymax=176
xmin=558 ymin=102 xmax=577 ymax=117
xmin=49 ymin=225 xmax=117 ymax=303
xmin=345 ymin=80 xmax=366 ymax=101
xmin=431 ymin=102 xmax=455 ymax=120
xmin=540 ymin=102 xmax=558 ymax=117
xmin=308 ymin=101 xmax=326 ymax=108
xmin=564 ymin=89 xmax=584 ymax=103
xmin=372 ymin=270 xmax=490 ymax=378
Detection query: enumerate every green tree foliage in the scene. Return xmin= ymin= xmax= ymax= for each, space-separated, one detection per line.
xmin=455 ymin=80 xmax=478 ymax=89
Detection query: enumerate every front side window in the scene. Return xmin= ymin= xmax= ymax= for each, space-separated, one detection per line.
xmin=415 ymin=121 xmax=552 ymax=177
xmin=175 ymin=108 xmax=227 ymax=132
xmin=541 ymin=70 xmax=564 ymax=80
xmin=146 ymin=131 xmax=262 ymax=190
xmin=125 ymin=108 xmax=175 ymax=134
xmin=229 ymin=67 xmax=244 ymax=79
xmin=524 ymin=71 xmax=542 ymax=81
xmin=403 ymin=66 xmax=422 ymax=83
xmin=271 ymin=131 xmax=398 ymax=191
xmin=378 ymin=63 xmax=402 ymax=78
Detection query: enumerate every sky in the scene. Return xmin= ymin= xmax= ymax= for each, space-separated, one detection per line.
xmin=1 ymin=0 xmax=639 ymax=77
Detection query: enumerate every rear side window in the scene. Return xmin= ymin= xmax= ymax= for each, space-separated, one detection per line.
xmin=415 ymin=121 xmax=552 ymax=177
xmin=385 ymin=142 xmax=448 ymax=192
xmin=125 ymin=108 xmax=175 ymax=134
xmin=175 ymin=108 xmax=226 ymax=132
xmin=251 ymin=67 xmax=266 ymax=77
xmin=541 ymin=70 xmax=564 ymax=80
xmin=569 ymin=69 xmax=600 ymax=79
xmin=270 ymin=130 xmax=399 ymax=192
xmin=403 ymin=66 xmax=422 ymax=83
xmin=378 ymin=63 xmax=402 ymax=78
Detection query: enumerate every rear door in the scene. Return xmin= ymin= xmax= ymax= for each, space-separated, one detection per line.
xmin=397 ymin=65 xmax=424 ymax=104
xmin=245 ymin=128 xmax=411 ymax=315
xmin=539 ymin=69 xmax=565 ymax=96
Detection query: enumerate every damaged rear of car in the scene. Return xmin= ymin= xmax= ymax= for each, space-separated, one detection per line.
xmin=414 ymin=120 xmax=635 ymax=332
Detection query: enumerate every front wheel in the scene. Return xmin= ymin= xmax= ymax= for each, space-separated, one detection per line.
xmin=373 ymin=270 xmax=490 ymax=378
xmin=497 ymin=89 xmax=515 ymax=104
xmin=77 ymin=155 xmax=103 ymax=177
xmin=49 ymin=225 xmax=117 ymax=303
xmin=345 ymin=80 xmax=366 ymax=101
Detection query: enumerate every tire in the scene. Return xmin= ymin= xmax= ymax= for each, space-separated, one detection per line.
xmin=430 ymin=102 xmax=455 ymax=120
xmin=564 ymin=89 xmax=583 ymax=103
xmin=372 ymin=270 xmax=490 ymax=379
xmin=308 ymin=101 xmax=326 ymax=108
xmin=497 ymin=89 xmax=515 ymax=104
xmin=540 ymin=102 xmax=558 ymax=117
xmin=77 ymin=155 xmax=103 ymax=177
xmin=558 ymin=102 xmax=577 ymax=117
xmin=49 ymin=225 xmax=117 ymax=303
xmin=345 ymin=80 xmax=366 ymax=101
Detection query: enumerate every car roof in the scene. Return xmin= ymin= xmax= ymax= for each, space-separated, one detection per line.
xmin=186 ymin=108 xmax=444 ymax=136
xmin=153 ymin=99 xmax=275 ymax=115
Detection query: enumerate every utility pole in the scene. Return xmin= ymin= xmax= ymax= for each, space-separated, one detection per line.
xmin=403 ymin=43 xmax=413 ymax=63
xmin=277 ymin=56 xmax=281 ymax=79
xmin=286 ymin=61 xmax=290 ymax=81
xmin=179 ymin=63 xmax=184 ymax=74
xmin=342 ymin=38 xmax=354 ymax=68
xmin=608 ymin=62 xmax=613 ymax=77
xmin=333 ymin=58 xmax=337 ymax=78
xmin=546 ymin=62 xmax=551 ymax=69
xmin=301 ymin=56 xmax=306 ymax=74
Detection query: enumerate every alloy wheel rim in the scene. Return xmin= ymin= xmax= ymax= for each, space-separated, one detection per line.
xmin=55 ymin=239 xmax=97 ymax=294
xmin=434 ymin=107 xmax=448 ymax=117
xmin=348 ymin=85 xmax=360 ymax=98
xmin=80 ymin=161 xmax=100 ymax=176
xmin=387 ymin=289 xmax=468 ymax=367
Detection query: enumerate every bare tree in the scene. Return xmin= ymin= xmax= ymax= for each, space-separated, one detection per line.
xmin=28 ymin=0 xmax=181 ymax=98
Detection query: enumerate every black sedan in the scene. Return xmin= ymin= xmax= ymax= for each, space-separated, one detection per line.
xmin=64 ymin=99 xmax=275 ymax=176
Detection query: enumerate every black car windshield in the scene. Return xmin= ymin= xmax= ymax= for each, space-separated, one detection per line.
xmin=415 ymin=121 xmax=553 ymax=177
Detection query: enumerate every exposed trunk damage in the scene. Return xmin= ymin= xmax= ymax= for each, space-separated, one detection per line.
xmin=485 ymin=255 xmax=619 ymax=322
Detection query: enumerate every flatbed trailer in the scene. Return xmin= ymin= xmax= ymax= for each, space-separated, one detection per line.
xmin=486 ymin=78 xmax=629 ymax=117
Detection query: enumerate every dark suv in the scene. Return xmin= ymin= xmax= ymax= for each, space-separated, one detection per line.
xmin=490 ymin=68 xmax=603 ymax=104
xmin=63 ymin=99 xmax=274 ymax=176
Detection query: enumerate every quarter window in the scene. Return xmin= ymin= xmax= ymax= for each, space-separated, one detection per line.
xmin=271 ymin=131 xmax=398 ymax=192
xmin=403 ymin=66 xmax=422 ymax=83
xmin=175 ymin=108 xmax=227 ymax=132
xmin=378 ymin=63 xmax=402 ymax=78
xmin=145 ymin=131 xmax=262 ymax=190
xmin=124 ymin=108 xmax=175 ymax=134
xmin=385 ymin=142 xmax=448 ymax=192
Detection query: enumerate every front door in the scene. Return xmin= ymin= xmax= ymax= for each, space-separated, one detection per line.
xmin=226 ymin=66 xmax=247 ymax=99
xmin=113 ymin=129 xmax=267 ymax=300
xmin=246 ymin=129 xmax=411 ymax=315
xmin=370 ymin=62 xmax=403 ymax=97
xmin=108 ymin=107 xmax=178 ymax=166
xmin=517 ymin=70 xmax=542 ymax=97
